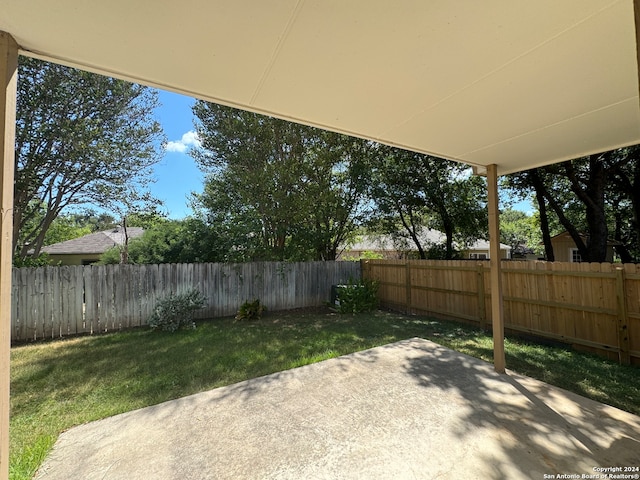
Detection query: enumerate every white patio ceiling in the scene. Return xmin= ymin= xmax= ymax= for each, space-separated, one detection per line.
xmin=1 ymin=0 xmax=638 ymax=175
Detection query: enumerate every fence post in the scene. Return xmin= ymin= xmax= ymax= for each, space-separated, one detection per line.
xmin=476 ymin=262 xmax=487 ymax=330
xmin=615 ymin=267 xmax=631 ymax=365
xmin=405 ymin=261 xmax=412 ymax=315
xmin=359 ymin=259 xmax=367 ymax=281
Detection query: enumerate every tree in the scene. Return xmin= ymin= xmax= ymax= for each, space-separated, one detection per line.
xmin=369 ymin=147 xmax=488 ymax=259
xmin=192 ymin=102 xmax=372 ymax=261
xmin=505 ymin=148 xmax=640 ymax=263
xmin=42 ymin=213 xmax=92 ymax=246
xmin=14 ymin=57 xmax=164 ymax=262
xmin=499 ymin=209 xmax=540 ymax=256
xmin=502 ymin=169 xmax=566 ymax=261
xmin=100 ymin=218 xmax=225 ymax=264
xmin=99 ymin=187 xmax=166 ymax=264
xmin=609 ymin=146 xmax=640 ymax=261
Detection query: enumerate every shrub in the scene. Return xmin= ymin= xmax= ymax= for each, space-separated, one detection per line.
xmin=235 ymin=299 xmax=266 ymax=321
xmin=149 ymin=289 xmax=206 ymax=332
xmin=335 ymin=278 xmax=379 ymax=314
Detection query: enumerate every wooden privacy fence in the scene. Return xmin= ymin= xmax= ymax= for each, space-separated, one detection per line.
xmin=11 ymin=261 xmax=360 ymax=342
xmin=362 ymin=259 xmax=640 ymax=365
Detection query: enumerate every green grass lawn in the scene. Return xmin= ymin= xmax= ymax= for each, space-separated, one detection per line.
xmin=10 ymin=309 xmax=640 ymax=480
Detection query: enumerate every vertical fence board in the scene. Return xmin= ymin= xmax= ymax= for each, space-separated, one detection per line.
xmin=73 ymin=266 xmax=85 ymax=335
xmin=41 ymin=267 xmax=53 ymax=339
xmin=50 ymin=267 xmax=63 ymax=339
xmin=104 ymin=265 xmax=117 ymax=332
xmin=11 ymin=270 xmax=21 ymax=341
xmin=84 ymin=266 xmax=95 ymax=334
xmin=615 ymin=266 xmax=631 ymax=365
xmin=94 ymin=265 xmax=104 ymax=333
xmin=625 ymin=264 xmax=640 ymax=364
xmin=19 ymin=269 xmax=30 ymax=340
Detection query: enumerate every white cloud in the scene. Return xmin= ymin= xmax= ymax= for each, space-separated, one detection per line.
xmin=164 ymin=131 xmax=202 ymax=153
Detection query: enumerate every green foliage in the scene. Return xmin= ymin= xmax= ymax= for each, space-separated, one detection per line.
xmin=499 ymin=209 xmax=541 ymax=256
xmin=423 ymin=243 xmax=462 ymax=260
xmin=43 ymin=214 xmax=93 ymax=246
xmin=148 ymin=289 xmax=206 ymax=332
xmin=99 ymin=218 xmax=227 ymax=265
xmin=98 ymin=246 xmax=122 ymax=265
xmin=12 ymin=253 xmax=51 ymax=268
xmin=192 ymin=101 xmax=373 ymax=261
xmin=335 ymin=278 xmax=379 ymax=314
xmin=235 ymin=299 xmax=266 ymax=321
xmin=14 ymin=57 xmax=164 ymax=262
xmin=368 ymin=147 xmax=488 ymax=260
xmin=340 ymin=250 xmax=385 ymax=261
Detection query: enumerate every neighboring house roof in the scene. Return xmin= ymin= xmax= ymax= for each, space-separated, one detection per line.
xmin=345 ymin=230 xmax=511 ymax=252
xmin=42 ymin=227 xmax=145 ymax=255
xmin=467 ymin=239 xmax=511 ymax=251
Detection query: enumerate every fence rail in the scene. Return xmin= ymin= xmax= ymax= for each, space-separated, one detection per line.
xmin=11 ymin=261 xmax=360 ymax=342
xmin=361 ymin=259 xmax=640 ymax=365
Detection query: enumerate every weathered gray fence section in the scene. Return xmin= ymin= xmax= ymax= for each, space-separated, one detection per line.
xmin=11 ymin=261 xmax=360 ymax=342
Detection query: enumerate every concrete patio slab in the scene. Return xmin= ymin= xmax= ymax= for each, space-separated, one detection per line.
xmin=34 ymin=338 xmax=640 ymax=479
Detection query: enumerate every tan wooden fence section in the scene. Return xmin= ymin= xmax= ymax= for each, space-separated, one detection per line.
xmin=361 ymin=259 xmax=640 ymax=365
xmin=11 ymin=261 xmax=360 ymax=342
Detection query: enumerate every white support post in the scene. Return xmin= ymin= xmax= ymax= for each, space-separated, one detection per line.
xmin=487 ymin=164 xmax=506 ymax=374
xmin=0 ymin=31 xmax=18 ymax=480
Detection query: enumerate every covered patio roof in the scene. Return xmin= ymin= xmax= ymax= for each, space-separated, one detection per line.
xmin=1 ymin=0 xmax=639 ymax=175
xmin=2 ymin=2 xmax=640 ymax=479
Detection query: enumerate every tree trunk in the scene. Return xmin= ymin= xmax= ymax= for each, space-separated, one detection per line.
xmin=119 ymin=218 xmax=129 ymax=264
xmin=564 ymin=157 xmax=608 ymax=262
xmin=398 ymin=206 xmax=426 ymax=259
xmin=529 ymin=170 xmax=554 ymax=261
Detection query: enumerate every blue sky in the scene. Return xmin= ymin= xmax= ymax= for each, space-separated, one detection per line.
xmin=152 ymin=90 xmax=203 ymax=219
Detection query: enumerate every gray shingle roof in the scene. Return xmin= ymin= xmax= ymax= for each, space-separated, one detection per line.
xmin=42 ymin=227 xmax=145 ymax=255
xmin=345 ymin=230 xmax=511 ymax=252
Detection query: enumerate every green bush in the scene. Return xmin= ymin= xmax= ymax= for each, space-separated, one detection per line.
xmin=235 ymin=299 xmax=266 ymax=321
xmin=149 ymin=289 xmax=206 ymax=332
xmin=335 ymin=278 xmax=379 ymax=313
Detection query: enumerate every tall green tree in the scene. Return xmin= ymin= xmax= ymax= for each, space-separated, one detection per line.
xmin=192 ymin=102 xmax=372 ymax=261
xmin=505 ymin=148 xmax=640 ymax=262
xmin=369 ymin=147 xmax=488 ymax=259
xmin=14 ymin=57 xmax=164 ymax=262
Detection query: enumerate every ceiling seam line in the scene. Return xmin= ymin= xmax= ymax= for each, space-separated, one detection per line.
xmin=378 ymin=0 xmax=624 ymax=139
xmin=455 ymin=95 xmax=639 ymax=158
xmin=249 ymin=0 xmax=305 ymax=106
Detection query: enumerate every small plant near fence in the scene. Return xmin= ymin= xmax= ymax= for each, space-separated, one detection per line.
xmin=149 ymin=289 xmax=206 ymax=332
xmin=334 ymin=278 xmax=379 ymax=314
xmin=235 ymin=299 xmax=266 ymax=321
